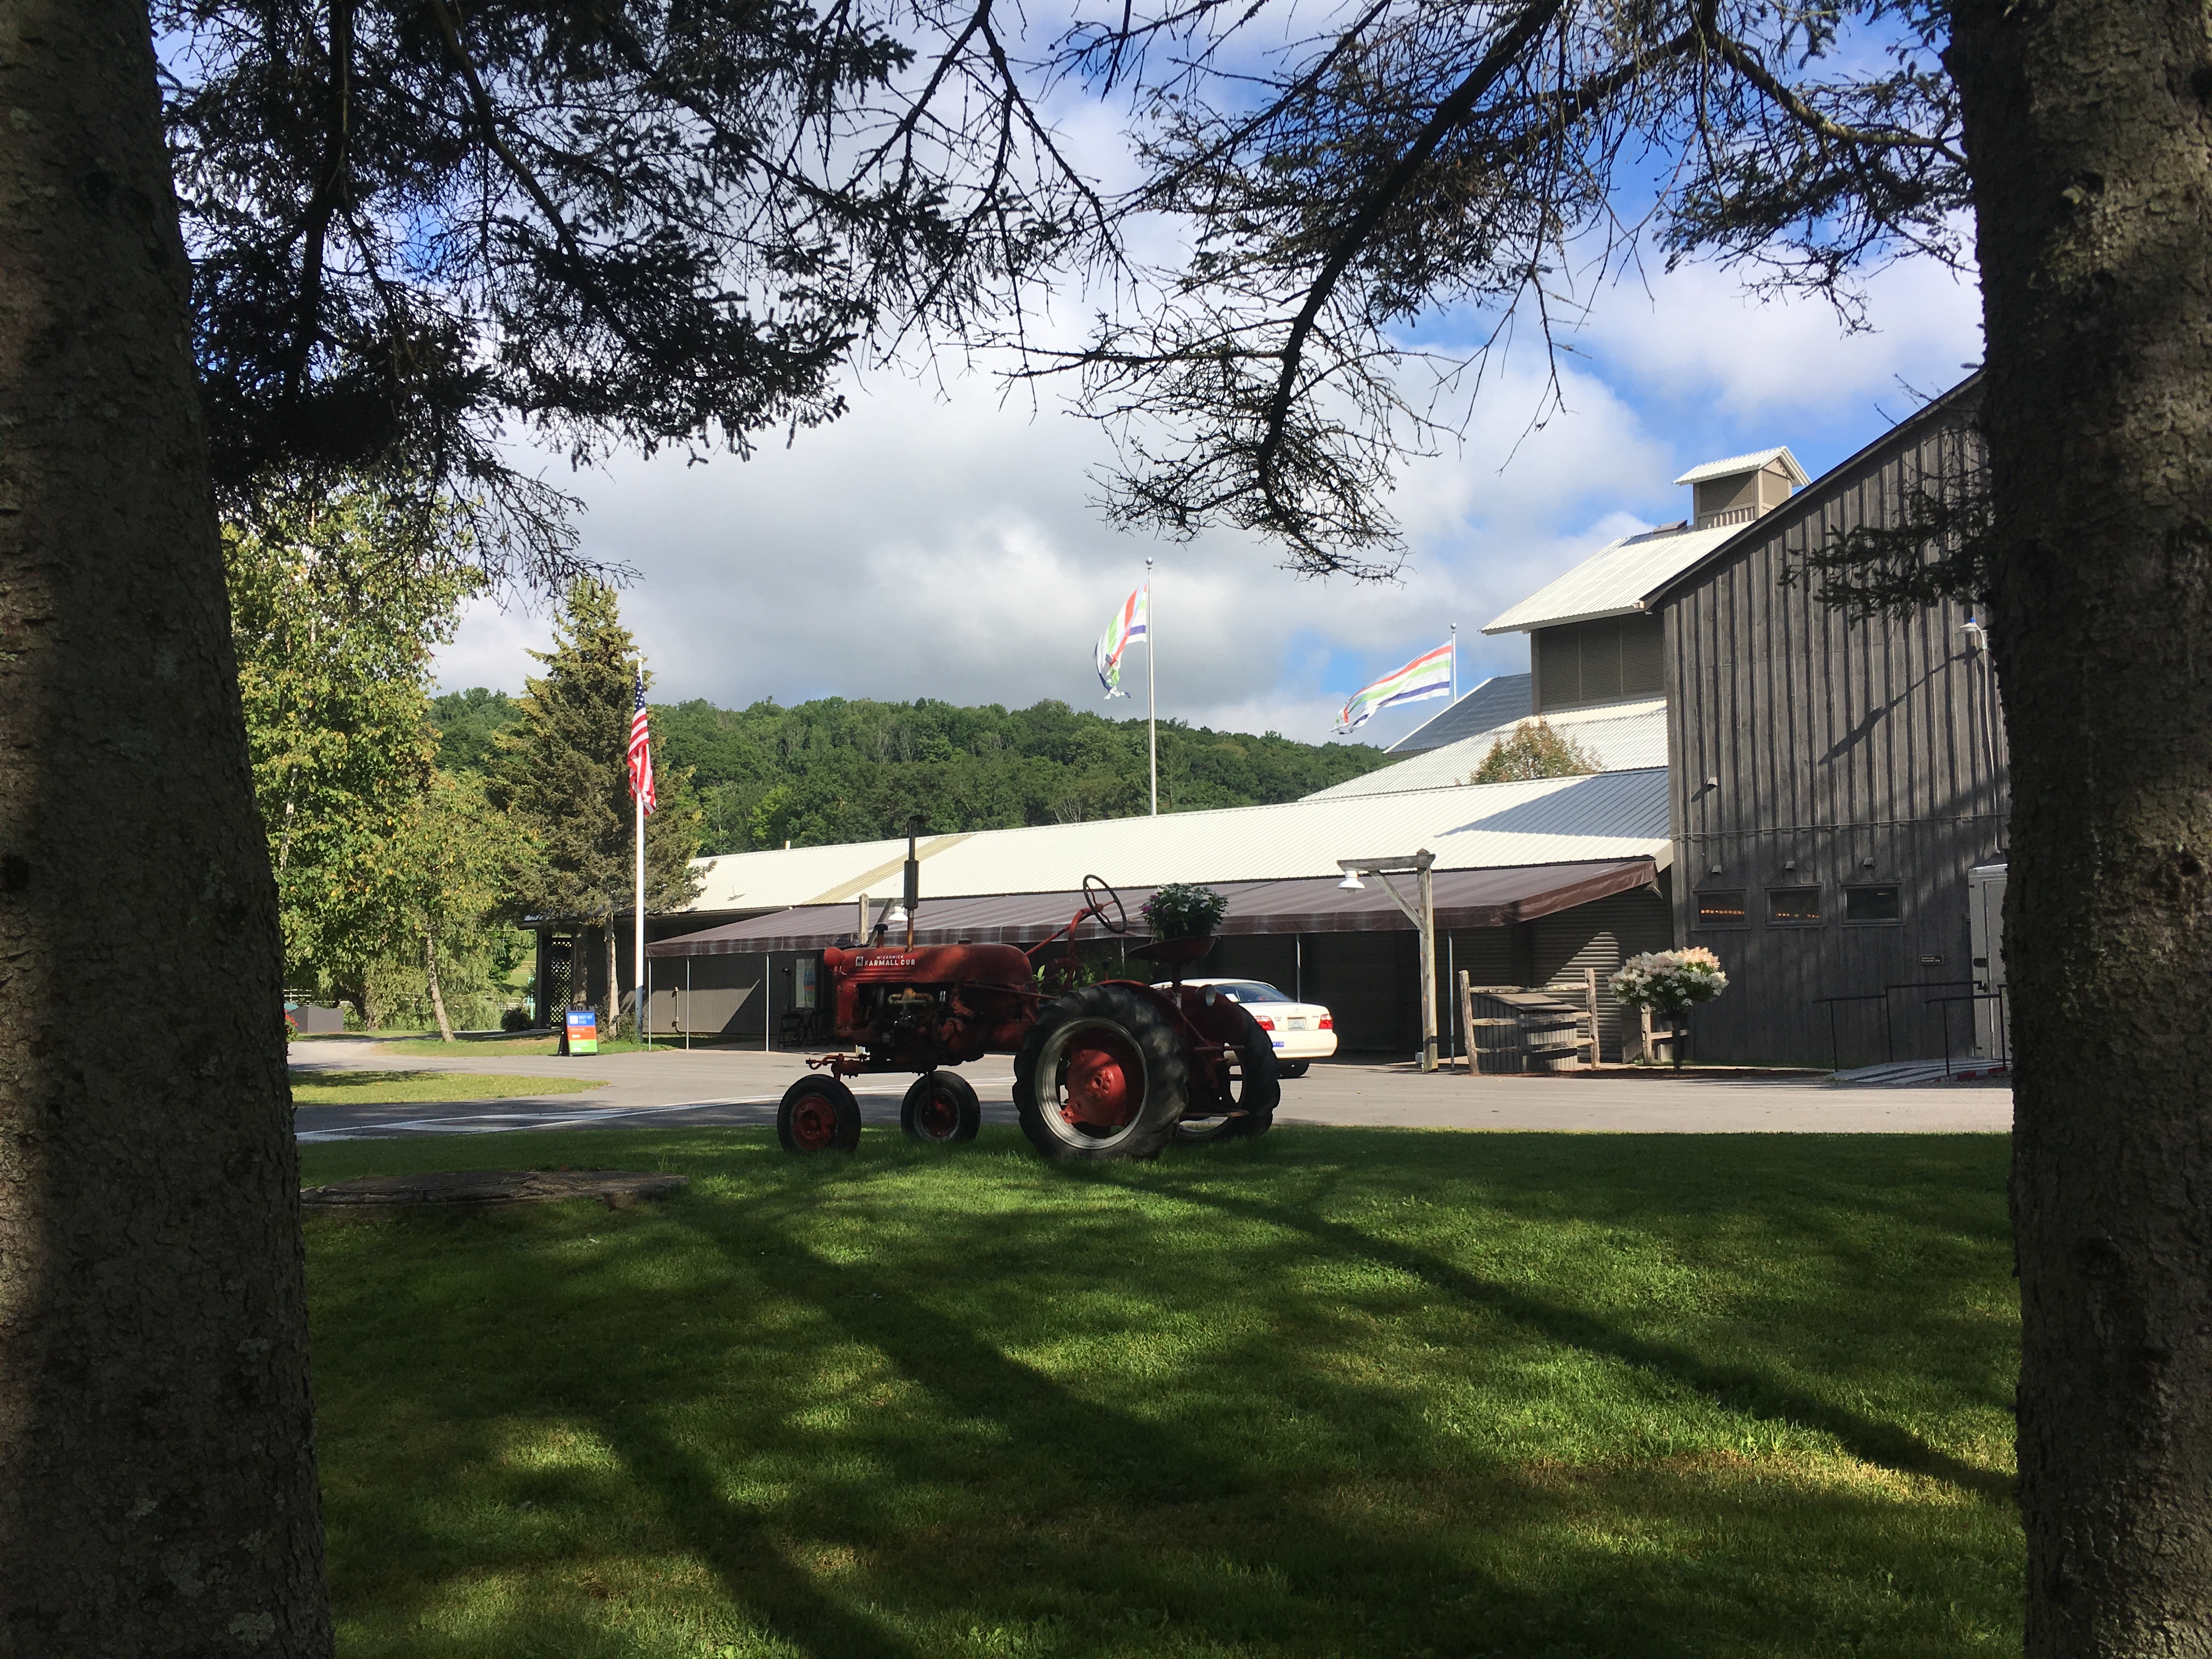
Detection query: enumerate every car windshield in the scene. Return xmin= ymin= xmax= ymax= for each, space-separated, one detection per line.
xmin=1214 ymin=981 xmax=1291 ymax=1003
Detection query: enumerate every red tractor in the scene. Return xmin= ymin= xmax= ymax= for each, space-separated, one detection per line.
xmin=776 ymin=874 xmax=1279 ymax=1161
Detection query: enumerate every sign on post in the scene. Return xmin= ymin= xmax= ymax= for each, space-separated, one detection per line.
xmin=565 ymin=1009 xmax=599 ymax=1056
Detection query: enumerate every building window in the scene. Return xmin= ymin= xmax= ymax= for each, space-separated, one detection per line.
xmin=1844 ymin=884 xmax=1902 ymax=923
xmin=1768 ymin=887 xmax=1821 ymax=925
xmin=1695 ymin=889 xmax=1747 ymax=927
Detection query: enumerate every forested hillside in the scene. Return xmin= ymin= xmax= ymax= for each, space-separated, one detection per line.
xmin=432 ymin=691 xmax=1390 ymax=855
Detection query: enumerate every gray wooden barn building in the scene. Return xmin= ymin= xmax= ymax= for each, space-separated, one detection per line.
xmin=1464 ymin=373 xmax=2004 ymax=1065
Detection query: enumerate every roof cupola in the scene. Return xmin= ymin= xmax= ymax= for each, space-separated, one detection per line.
xmin=1673 ymin=448 xmax=1809 ymax=530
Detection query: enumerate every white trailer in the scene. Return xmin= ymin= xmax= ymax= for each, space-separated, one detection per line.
xmin=1968 ymin=864 xmax=2009 ymax=1063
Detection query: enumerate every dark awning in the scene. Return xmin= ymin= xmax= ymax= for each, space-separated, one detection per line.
xmin=646 ymin=857 xmax=1658 ymax=957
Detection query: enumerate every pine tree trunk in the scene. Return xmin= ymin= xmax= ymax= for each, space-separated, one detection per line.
xmin=1948 ymin=1 xmax=2212 ymax=1649
xmin=425 ymin=930 xmax=455 ymax=1043
xmin=0 ymin=2 xmax=332 ymax=1651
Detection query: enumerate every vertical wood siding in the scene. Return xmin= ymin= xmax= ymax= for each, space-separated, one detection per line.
xmin=1304 ymin=931 xmax=1419 ymax=1053
xmin=1663 ymin=398 xmax=2008 ymax=1066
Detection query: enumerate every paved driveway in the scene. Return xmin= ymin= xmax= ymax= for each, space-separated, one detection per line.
xmin=291 ymin=1038 xmax=2012 ymax=1141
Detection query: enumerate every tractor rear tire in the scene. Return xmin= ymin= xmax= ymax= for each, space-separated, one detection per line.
xmin=1173 ymin=1012 xmax=1280 ymax=1145
xmin=901 ymin=1070 xmax=981 ymax=1143
xmin=1014 ymin=984 xmax=1187 ymax=1162
xmin=778 ymin=1074 xmax=862 ymax=1153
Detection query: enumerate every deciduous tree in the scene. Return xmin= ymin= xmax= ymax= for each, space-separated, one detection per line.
xmin=382 ymin=769 xmax=532 ymax=1041
xmin=1467 ymin=719 xmax=1599 ymax=785
xmin=224 ymin=486 xmax=478 ymax=1021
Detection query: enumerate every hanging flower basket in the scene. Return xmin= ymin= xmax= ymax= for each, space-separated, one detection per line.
xmin=1141 ymin=882 xmax=1228 ymax=940
xmin=1610 ymin=949 xmax=1729 ymax=1068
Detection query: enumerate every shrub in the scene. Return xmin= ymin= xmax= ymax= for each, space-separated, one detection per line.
xmin=1141 ymin=881 xmax=1228 ymax=939
xmin=500 ymin=1006 xmax=534 ymax=1033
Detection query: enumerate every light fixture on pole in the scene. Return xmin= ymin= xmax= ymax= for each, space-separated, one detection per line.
xmin=1335 ymin=851 xmax=1439 ymax=1073
xmin=883 ymin=900 xmax=910 ymax=930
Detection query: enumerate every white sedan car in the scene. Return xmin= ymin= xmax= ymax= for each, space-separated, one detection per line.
xmin=1155 ymin=977 xmax=1336 ymax=1076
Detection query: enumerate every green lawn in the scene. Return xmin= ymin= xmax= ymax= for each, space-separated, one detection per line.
xmin=290 ymin=1070 xmax=606 ymax=1106
xmin=301 ymin=1127 xmax=2021 ymax=1658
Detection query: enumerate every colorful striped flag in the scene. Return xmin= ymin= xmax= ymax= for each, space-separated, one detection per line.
xmin=1335 ymin=641 xmax=1454 ymax=732
xmin=628 ymin=669 xmax=657 ymax=814
xmin=1094 ymin=583 xmax=1149 ymax=698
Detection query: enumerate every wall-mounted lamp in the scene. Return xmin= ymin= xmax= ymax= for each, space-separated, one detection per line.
xmin=1783 ymin=859 xmax=1797 ymax=871
xmin=883 ymin=901 xmax=910 ymax=928
xmin=1860 ymin=859 xmax=1877 ymax=870
xmin=1336 ymin=871 xmax=1365 ymax=891
xmin=1703 ymin=775 xmax=1720 ymax=788
xmin=1959 ymin=618 xmax=1988 ymax=653
xmin=1709 ymin=864 xmax=1724 ymax=876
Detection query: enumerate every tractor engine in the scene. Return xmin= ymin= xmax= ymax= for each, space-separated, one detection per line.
xmin=821 ymin=943 xmax=1037 ymax=1070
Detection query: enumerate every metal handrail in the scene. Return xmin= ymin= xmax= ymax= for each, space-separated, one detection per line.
xmin=1922 ymin=987 xmax=2011 ymax=1079
xmin=1810 ymin=980 xmax=1982 ymax=1073
xmin=1811 ymin=992 xmax=1892 ymax=1072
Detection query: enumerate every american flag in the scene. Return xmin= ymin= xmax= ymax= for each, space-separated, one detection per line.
xmin=627 ymin=668 xmax=656 ymax=815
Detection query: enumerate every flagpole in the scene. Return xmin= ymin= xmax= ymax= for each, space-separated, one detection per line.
xmin=1146 ymin=557 xmax=1158 ymax=815
xmin=1450 ymin=623 xmax=1458 ymax=703
xmin=634 ymin=731 xmax=646 ymax=1043
xmin=631 ymin=659 xmax=648 ymax=1047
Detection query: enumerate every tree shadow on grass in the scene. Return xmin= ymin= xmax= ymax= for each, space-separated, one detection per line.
xmin=1082 ymin=1151 xmax=2014 ymax=1504
xmin=306 ymin=1132 xmax=2019 ymax=1657
xmin=643 ymin=1203 xmax=2014 ymax=1656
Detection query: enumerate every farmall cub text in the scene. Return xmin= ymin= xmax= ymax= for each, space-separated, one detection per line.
xmin=776 ymin=867 xmax=1278 ymax=1162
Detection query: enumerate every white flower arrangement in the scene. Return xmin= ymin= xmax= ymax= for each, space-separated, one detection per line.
xmin=1610 ymin=947 xmax=1729 ymax=1015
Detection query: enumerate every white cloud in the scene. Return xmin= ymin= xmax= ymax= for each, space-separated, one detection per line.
xmin=1580 ymin=252 xmax=1984 ymax=420
xmin=433 ymin=249 xmax=1987 ymax=753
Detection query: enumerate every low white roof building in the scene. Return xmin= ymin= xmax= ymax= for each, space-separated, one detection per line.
xmin=653 ymin=767 xmax=1671 ymax=955
xmin=678 ymin=766 xmax=1672 ymax=921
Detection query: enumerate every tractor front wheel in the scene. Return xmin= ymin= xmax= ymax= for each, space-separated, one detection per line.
xmin=778 ymin=1074 xmax=862 ymax=1153
xmin=901 ymin=1070 xmax=981 ymax=1143
xmin=1014 ymin=984 xmax=1187 ymax=1161
xmin=1173 ymin=1011 xmax=1280 ymax=1145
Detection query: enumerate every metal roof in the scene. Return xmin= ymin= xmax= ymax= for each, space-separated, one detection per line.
xmin=1673 ymin=447 xmax=1810 ymax=487
xmin=677 ymin=766 xmax=1671 ymax=917
xmin=1640 ymin=371 xmax=1985 ymax=614
xmin=1481 ymin=521 xmax=1742 ymax=634
xmin=650 ymin=857 xmax=1660 ymax=955
xmin=1384 ymin=674 xmax=1532 ymax=755
xmin=1307 ymin=699 xmax=1668 ymax=799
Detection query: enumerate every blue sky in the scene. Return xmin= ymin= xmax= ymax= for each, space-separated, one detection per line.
xmin=433 ymin=241 xmax=1984 ymax=751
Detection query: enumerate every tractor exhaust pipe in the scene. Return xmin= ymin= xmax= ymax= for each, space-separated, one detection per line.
xmin=902 ymin=814 xmax=921 ymax=947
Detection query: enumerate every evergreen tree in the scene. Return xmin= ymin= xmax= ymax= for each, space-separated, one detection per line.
xmin=495 ymin=582 xmax=701 ymax=1031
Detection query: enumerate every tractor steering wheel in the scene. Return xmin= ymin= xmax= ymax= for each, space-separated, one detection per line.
xmin=1082 ymin=874 xmax=1129 ymax=935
